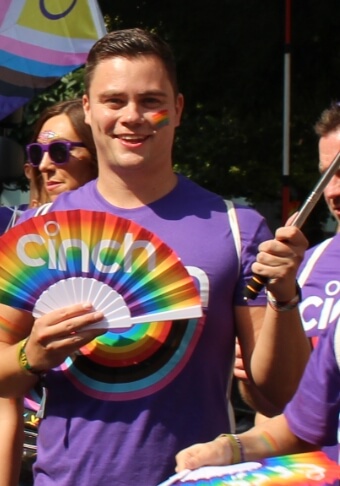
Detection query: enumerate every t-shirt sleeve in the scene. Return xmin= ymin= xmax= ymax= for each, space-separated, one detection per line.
xmin=233 ymin=206 xmax=273 ymax=307
xmin=284 ymin=322 xmax=340 ymax=446
xmin=16 ymin=207 xmax=38 ymax=224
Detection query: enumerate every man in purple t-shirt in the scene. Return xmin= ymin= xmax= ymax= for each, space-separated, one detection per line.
xmin=296 ymin=103 xmax=340 ymax=465
xmin=0 ymin=29 xmax=310 ymax=485
xmin=297 ymin=234 xmax=340 ymax=466
xmin=298 ymin=102 xmax=340 ymax=345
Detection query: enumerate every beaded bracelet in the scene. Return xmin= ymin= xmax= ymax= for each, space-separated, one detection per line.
xmin=217 ymin=433 xmax=245 ymax=464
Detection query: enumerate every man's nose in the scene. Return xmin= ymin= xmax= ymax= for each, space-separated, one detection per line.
xmin=121 ymin=103 xmax=144 ymax=124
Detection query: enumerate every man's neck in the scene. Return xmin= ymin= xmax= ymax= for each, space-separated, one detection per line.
xmin=96 ymin=168 xmax=178 ymax=209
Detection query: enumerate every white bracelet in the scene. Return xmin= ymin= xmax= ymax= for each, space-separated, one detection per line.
xmin=266 ymin=282 xmax=302 ymax=312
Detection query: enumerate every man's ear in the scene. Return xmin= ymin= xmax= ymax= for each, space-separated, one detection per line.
xmin=83 ymin=94 xmax=91 ymax=126
xmin=175 ymin=93 xmax=184 ymax=128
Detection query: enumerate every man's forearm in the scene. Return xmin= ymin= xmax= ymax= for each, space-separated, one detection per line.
xmin=0 ymin=343 xmax=38 ymax=398
xmin=250 ymin=305 xmax=311 ymax=408
xmin=239 ymin=414 xmax=316 ymax=461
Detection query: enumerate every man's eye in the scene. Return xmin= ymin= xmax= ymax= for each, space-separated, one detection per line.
xmin=143 ymin=98 xmax=161 ymax=106
xmin=107 ymin=99 xmax=124 ymax=106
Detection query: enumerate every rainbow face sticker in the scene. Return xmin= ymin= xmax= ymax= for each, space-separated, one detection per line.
xmin=151 ymin=110 xmax=169 ymax=129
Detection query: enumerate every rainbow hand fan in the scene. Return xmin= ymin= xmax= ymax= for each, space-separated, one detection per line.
xmin=159 ymin=452 xmax=340 ymax=485
xmin=0 ymin=210 xmax=202 ymax=329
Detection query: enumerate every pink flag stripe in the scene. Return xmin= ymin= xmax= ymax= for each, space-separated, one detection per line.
xmin=0 ymin=35 xmax=89 ymax=66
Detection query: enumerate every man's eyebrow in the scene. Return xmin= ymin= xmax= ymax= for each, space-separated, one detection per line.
xmin=138 ymin=90 xmax=167 ymax=98
xmin=99 ymin=90 xmax=125 ymax=99
xmin=98 ymin=90 xmax=167 ymax=99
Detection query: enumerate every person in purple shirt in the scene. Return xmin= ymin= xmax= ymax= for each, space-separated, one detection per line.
xmin=0 ymin=28 xmax=310 ymax=486
xmin=296 ymin=103 xmax=340 ymax=466
xmin=298 ymin=102 xmax=340 ymax=345
xmin=175 ymin=319 xmax=340 ymax=471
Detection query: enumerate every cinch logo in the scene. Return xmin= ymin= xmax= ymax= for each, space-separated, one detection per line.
xmin=16 ymin=221 xmax=156 ymax=274
xmin=299 ymin=280 xmax=340 ymax=332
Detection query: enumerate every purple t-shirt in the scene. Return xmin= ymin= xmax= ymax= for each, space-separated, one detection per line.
xmin=297 ymin=235 xmax=340 ymax=463
xmin=21 ymin=175 xmax=272 ymax=485
xmin=298 ymin=235 xmax=340 ymax=341
xmin=284 ymin=320 xmax=340 ymax=449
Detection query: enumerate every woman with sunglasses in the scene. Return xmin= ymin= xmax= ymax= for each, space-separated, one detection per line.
xmin=26 ymin=98 xmax=98 ymax=205
xmin=0 ymin=98 xmax=98 ymax=486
